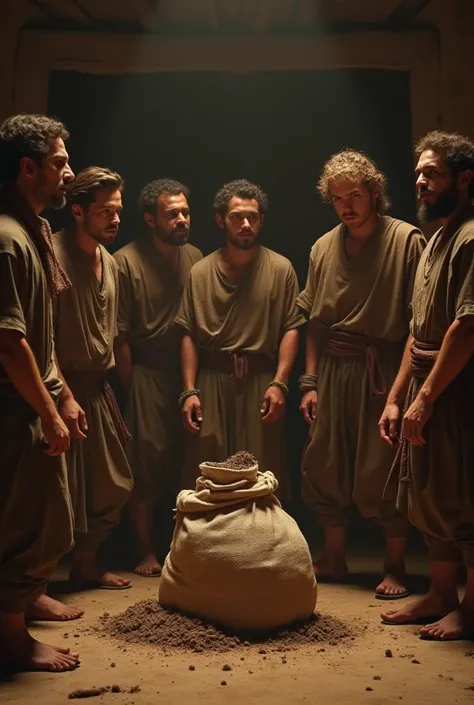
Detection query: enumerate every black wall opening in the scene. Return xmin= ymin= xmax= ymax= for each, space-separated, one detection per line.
xmin=47 ymin=68 xmax=418 ymax=554
xmin=48 ymin=68 xmax=416 ymax=282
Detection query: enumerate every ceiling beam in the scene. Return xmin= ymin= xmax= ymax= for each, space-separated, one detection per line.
xmin=30 ymin=0 xmax=92 ymax=24
xmin=387 ymin=0 xmax=432 ymax=30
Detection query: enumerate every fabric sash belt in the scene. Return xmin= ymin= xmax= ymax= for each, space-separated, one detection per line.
xmin=65 ymin=371 xmax=131 ymax=448
xmin=324 ymin=330 xmax=389 ymax=399
xmin=199 ymin=350 xmax=274 ymax=379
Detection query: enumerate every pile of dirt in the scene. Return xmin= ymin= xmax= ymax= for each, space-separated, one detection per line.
xmin=211 ymin=451 xmax=257 ymax=469
xmin=98 ymin=600 xmax=360 ymax=653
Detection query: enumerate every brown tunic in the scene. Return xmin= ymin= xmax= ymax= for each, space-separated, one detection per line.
xmin=392 ymin=210 xmax=474 ymax=566
xmin=0 ymin=213 xmax=73 ymax=612
xmin=114 ymin=238 xmax=202 ymax=499
xmin=53 ymin=230 xmax=133 ymax=549
xmin=299 ymin=216 xmax=426 ymax=532
xmin=175 ymin=246 xmax=305 ymax=499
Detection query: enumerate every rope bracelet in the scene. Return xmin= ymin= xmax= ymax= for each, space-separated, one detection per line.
xmin=268 ymin=380 xmax=289 ymax=397
xmin=298 ymin=373 xmax=319 ymax=393
xmin=178 ymin=389 xmax=200 ymax=408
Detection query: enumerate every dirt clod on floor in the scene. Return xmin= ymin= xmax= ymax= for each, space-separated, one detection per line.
xmin=68 ymin=690 xmax=103 ymax=700
xmin=385 ymin=649 xmax=393 ymax=658
xmin=98 ymin=600 xmax=359 ymax=653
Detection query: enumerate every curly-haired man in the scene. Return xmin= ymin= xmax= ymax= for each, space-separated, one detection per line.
xmin=176 ymin=179 xmax=305 ymax=500
xmin=380 ymin=131 xmax=474 ymax=639
xmin=298 ymin=149 xmax=426 ymax=598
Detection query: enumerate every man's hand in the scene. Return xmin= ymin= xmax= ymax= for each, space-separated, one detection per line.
xmin=59 ymin=395 xmax=88 ymax=440
xmin=41 ymin=412 xmax=71 ymax=456
xmin=261 ymin=385 xmax=285 ymax=424
xmin=378 ymin=402 xmax=401 ymax=446
xmin=182 ymin=394 xmax=202 ymax=434
xmin=402 ymin=393 xmax=433 ymax=446
xmin=300 ymin=390 xmax=318 ymax=425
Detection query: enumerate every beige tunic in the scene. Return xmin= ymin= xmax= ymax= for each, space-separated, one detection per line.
xmin=114 ymin=238 xmax=202 ymax=499
xmin=397 ymin=211 xmax=474 ymax=565
xmin=0 ymin=214 xmax=73 ymax=611
xmin=175 ymin=246 xmax=305 ymax=499
xmin=53 ymin=230 xmax=133 ymax=549
xmin=299 ymin=216 xmax=425 ymax=532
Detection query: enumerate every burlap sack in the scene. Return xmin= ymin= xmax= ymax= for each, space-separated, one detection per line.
xmin=159 ymin=458 xmax=317 ymax=632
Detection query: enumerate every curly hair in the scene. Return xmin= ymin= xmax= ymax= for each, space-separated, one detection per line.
xmin=138 ymin=178 xmax=189 ymax=216
xmin=318 ymin=149 xmax=391 ymax=214
xmin=416 ymin=130 xmax=474 ymax=198
xmin=0 ymin=113 xmax=70 ymax=187
xmin=213 ymin=179 xmax=269 ymax=216
xmin=67 ymin=166 xmax=123 ymax=209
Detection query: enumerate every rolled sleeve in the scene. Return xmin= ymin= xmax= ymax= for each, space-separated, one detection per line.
xmin=282 ymin=266 xmax=306 ymax=334
xmin=296 ymin=245 xmax=318 ymax=315
xmin=453 ymin=240 xmax=474 ymax=321
xmin=174 ymin=276 xmax=195 ymax=333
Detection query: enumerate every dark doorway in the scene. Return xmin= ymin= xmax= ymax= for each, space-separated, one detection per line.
xmin=47 ymin=68 xmax=418 ymax=554
xmin=48 ymin=68 xmax=416 ymax=281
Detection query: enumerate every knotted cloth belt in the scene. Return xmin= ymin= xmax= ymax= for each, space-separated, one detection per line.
xmin=65 ymin=371 xmax=131 ymax=448
xmin=324 ymin=330 xmax=389 ymax=399
xmin=383 ymin=340 xmax=439 ymax=502
xmin=199 ymin=350 xmax=274 ymax=379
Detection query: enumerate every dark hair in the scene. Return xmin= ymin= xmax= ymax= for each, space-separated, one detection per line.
xmin=0 ymin=113 xmax=69 ymax=187
xmin=213 ymin=179 xmax=269 ymax=216
xmin=66 ymin=166 xmax=124 ymax=210
xmin=137 ymin=178 xmax=189 ymax=216
xmin=416 ymin=130 xmax=474 ymax=198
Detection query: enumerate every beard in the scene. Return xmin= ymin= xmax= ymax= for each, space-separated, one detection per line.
xmin=417 ymin=183 xmax=459 ymax=222
xmin=155 ymin=224 xmax=190 ymax=247
xmin=226 ymin=230 xmax=259 ymax=250
xmin=49 ymin=194 xmax=67 ymax=210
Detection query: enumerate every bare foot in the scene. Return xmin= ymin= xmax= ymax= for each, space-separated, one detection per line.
xmin=69 ymin=567 xmax=131 ymax=589
xmin=313 ymin=556 xmax=348 ymax=581
xmin=381 ymin=591 xmax=458 ymax=624
xmin=376 ymin=572 xmax=409 ymax=598
xmin=27 ymin=594 xmax=84 ymax=622
xmin=134 ymin=554 xmax=162 ymax=577
xmin=0 ymin=634 xmax=80 ymax=672
xmin=419 ymin=607 xmax=474 ymax=641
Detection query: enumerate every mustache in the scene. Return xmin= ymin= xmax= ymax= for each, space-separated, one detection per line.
xmin=418 ymin=186 xmax=436 ymax=196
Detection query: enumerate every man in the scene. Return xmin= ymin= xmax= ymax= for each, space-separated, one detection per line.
xmin=114 ymin=179 xmax=202 ymax=577
xmin=176 ymin=179 xmax=304 ymax=500
xmin=298 ymin=150 xmax=425 ymax=598
xmin=0 ymin=114 xmax=80 ymax=671
xmin=53 ymin=166 xmax=133 ymax=590
xmin=379 ymin=131 xmax=474 ymax=639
